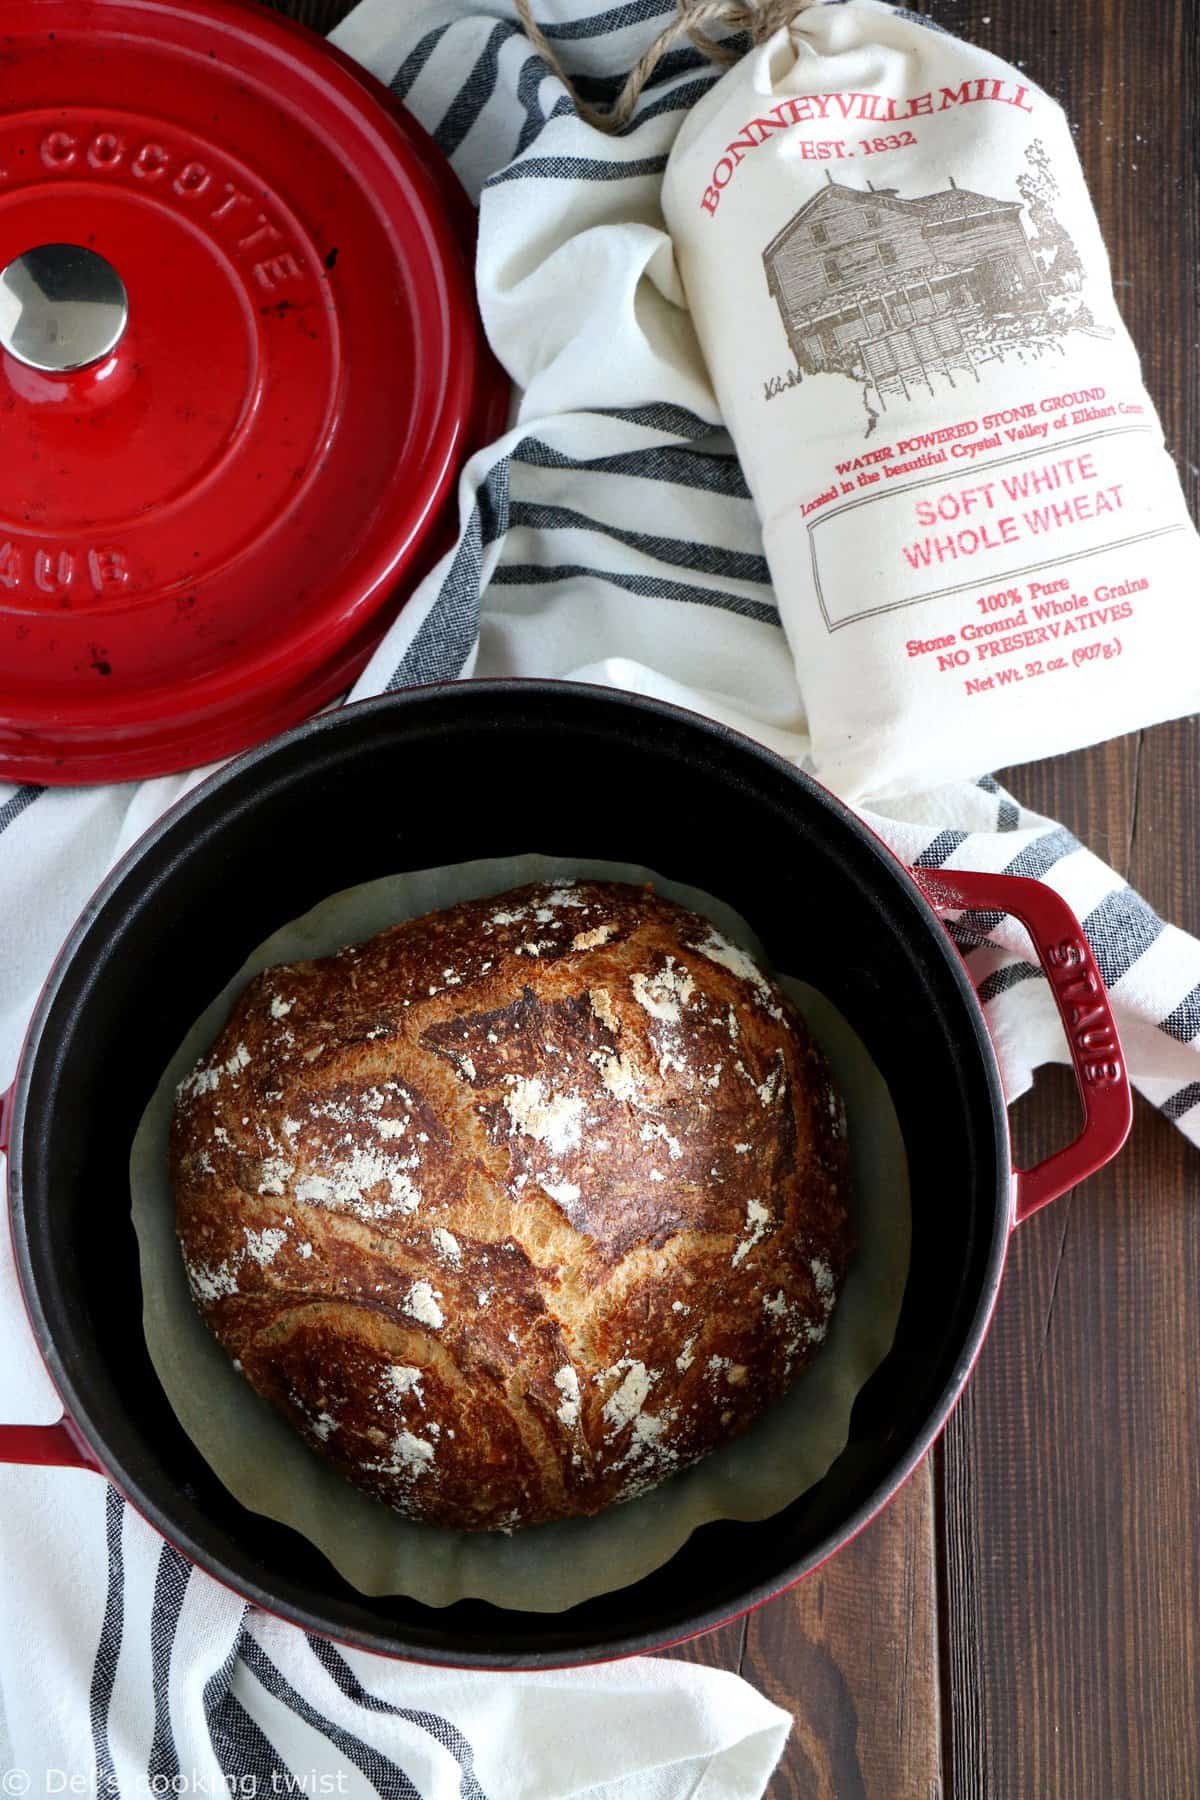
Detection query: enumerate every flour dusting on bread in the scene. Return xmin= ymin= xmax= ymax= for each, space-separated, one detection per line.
xmin=172 ymin=881 xmax=852 ymax=1531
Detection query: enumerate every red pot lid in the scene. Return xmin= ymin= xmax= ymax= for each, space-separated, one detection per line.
xmin=0 ymin=0 xmax=508 ymax=784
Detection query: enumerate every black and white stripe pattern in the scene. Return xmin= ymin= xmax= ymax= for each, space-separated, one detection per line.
xmin=147 ymin=1544 xmax=191 ymax=1786
xmin=0 ymin=1 xmax=1197 ymax=1791
xmin=90 ymin=1488 xmax=125 ymax=1798
xmin=0 ymin=786 xmax=41 ymax=837
xmin=306 ymin=1635 xmax=489 ymax=1800
xmin=68 ymin=1500 xmax=495 ymax=1794
xmin=858 ymin=773 xmax=1200 ymax=1130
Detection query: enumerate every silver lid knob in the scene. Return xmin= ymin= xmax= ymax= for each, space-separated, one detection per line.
xmin=0 ymin=243 xmax=128 ymax=374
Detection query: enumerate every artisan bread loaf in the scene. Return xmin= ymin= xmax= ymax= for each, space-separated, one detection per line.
xmin=172 ymin=881 xmax=852 ymax=1531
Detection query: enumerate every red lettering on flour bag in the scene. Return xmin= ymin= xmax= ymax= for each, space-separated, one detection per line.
xmin=659 ymin=0 xmax=1200 ymax=798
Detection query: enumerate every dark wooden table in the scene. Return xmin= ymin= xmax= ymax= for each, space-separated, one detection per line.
xmin=273 ymin=1 xmax=1200 ymax=1791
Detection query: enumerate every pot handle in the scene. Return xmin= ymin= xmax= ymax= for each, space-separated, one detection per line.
xmin=0 ymin=1421 xmax=100 ymax=1470
xmin=913 ymin=868 xmax=1133 ymax=1224
xmin=0 ymin=1084 xmax=101 ymax=1470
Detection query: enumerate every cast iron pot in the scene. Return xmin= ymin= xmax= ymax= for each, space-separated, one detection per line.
xmin=0 ymin=681 xmax=1132 ymax=1666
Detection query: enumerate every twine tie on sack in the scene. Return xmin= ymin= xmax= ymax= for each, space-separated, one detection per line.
xmin=514 ymin=0 xmax=823 ymax=132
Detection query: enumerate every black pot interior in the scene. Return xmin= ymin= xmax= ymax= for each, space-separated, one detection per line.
xmin=11 ymin=682 xmax=1009 ymax=1665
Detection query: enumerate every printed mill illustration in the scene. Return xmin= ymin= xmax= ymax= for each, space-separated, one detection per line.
xmin=762 ymin=156 xmax=1087 ymax=412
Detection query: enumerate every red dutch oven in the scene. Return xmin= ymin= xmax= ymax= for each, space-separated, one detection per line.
xmin=0 ymin=682 xmax=1133 ymax=1666
xmin=0 ymin=0 xmax=508 ymax=784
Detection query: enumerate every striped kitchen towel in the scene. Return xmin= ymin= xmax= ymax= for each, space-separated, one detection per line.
xmin=0 ymin=1475 xmax=789 ymax=1797
xmin=0 ymin=0 xmax=1196 ymax=1794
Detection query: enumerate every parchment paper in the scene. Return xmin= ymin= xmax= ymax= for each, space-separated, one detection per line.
xmin=131 ymin=855 xmax=910 ymax=1611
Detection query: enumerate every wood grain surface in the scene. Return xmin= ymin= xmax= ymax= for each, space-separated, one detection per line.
xmin=262 ymin=0 xmax=1200 ymax=1790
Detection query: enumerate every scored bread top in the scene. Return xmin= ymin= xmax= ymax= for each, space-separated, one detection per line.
xmin=171 ymin=880 xmax=852 ymax=1531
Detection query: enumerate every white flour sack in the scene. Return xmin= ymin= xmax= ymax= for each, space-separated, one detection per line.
xmin=662 ymin=0 xmax=1200 ymax=799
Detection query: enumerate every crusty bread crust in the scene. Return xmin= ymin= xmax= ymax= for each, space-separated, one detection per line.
xmin=171 ymin=881 xmax=852 ymax=1531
